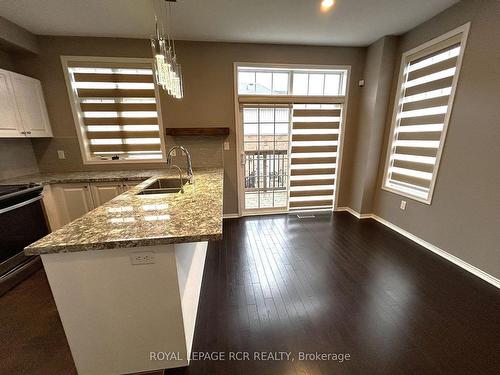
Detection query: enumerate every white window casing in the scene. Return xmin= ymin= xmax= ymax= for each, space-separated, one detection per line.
xmin=61 ymin=56 xmax=166 ymax=164
xmin=382 ymin=23 xmax=470 ymax=204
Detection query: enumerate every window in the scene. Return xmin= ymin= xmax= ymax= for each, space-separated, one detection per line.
xmin=237 ymin=66 xmax=347 ymax=96
xmin=382 ymin=24 xmax=470 ymax=203
xmin=61 ymin=57 xmax=165 ymax=164
xmin=239 ymin=70 xmax=290 ymax=95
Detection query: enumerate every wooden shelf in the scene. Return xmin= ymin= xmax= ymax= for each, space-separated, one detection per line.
xmin=165 ymin=127 xmax=229 ymax=136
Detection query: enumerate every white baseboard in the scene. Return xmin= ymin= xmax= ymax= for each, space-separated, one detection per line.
xmin=223 ymin=213 xmax=240 ymax=219
xmin=238 ymin=210 xmax=287 ymax=217
xmin=336 ymin=207 xmax=372 ymax=219
xmin=337 ymin=207 xmax=500 ymax=289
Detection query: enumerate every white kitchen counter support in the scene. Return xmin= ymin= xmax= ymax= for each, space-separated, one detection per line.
xmin=41 ymin=241 xmax=208 ymax=375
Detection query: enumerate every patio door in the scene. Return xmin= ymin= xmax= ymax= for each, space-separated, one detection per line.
xmin=241 ymin=105 xmax=291 ymax=213
xmin=234 ymin=63 xmax=350 ymax=216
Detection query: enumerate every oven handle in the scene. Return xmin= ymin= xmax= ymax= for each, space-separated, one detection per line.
xmin=0 ymin=195 xmax=42 ymax=214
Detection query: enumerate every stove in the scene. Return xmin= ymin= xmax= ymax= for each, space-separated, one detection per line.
xmin=0 ymin=182 xmax=48 ymax=295
xmin=0 ymin=183 xmax=43 ymax=203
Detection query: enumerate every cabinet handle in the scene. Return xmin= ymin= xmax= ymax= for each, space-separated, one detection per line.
xmin=26 ymin=131 xmax=32 ymax=134
xmin=21 ymin=131 xmax=26 ymax=135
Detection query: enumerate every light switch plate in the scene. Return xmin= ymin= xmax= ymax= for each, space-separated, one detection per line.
xmin=57 ymin=150 xmax=66 ymax=159
xmin=130 ymin=252 xmax=155 ymax=265
xmin=400 ymin=200 xmax=407 ymax=210
xmin=224 ymin=141 xmax=230 ymax=150
xmin=358 ymin=79 xmax=365 ymax=87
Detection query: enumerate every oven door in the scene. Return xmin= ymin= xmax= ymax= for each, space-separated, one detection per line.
xmin=0 ymin=194 xmax=49 ymax=293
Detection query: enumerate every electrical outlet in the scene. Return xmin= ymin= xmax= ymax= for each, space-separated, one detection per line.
xmin=224 ymin=141 xmax=230 ymax=150
xmin=130 ymin=252 xmax=155 ymax=265
xmin=57 ymin=150 xmax=66 ymax=159
xmin=400 ymin=200 xmax=407 ymax=210
xmin=358 ymin=79 xmax=365 ymax=87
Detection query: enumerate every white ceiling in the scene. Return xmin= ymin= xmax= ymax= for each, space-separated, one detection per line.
xmin=0 ymin=0 xmax=459 ymax=47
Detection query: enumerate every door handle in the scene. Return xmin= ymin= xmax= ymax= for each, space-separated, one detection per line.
xmin=240 ymin=152 xmax=246 ymax=166
xmin=0 ymin=196 xmax=42 ymax=214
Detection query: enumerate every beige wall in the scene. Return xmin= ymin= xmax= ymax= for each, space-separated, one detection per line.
xmin=13 ymin=37 xmax=366 ymax=215
xmin=0 ymin=139 xmax=40 ymax=180
xmin=0 ymin=16 xmax=38 ymax=53
xmin=373 ymin=0 xmax=500 ymax=279
xmin=347 ymin=36 xmax=398 ymax=213
xmin=0 ymin=48 xmax=15 ymax=70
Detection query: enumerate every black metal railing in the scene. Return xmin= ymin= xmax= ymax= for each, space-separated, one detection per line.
xmin=245 ymin=150 xmax=288 ymax=191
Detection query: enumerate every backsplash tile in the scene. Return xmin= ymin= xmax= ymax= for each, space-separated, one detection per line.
xmin=166 ymin=135 xmax=224 ymax=168
xmin=0 ymin=139 xmax=40 ymax=180
xmin=30 ymin=136 xmax=223 ymax=173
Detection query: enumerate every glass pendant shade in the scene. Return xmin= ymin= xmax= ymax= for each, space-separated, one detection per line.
xmin=151 ymin=0 xmax=184 ymax=99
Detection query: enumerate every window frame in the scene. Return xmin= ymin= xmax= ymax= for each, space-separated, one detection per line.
xmin=61 ymin=56 xmax=167 ymax=165
xmin=233 ymin=62 xmax=351 ymax=216
xmin=381 ymin=23 xmax=470 ymax=204
xmin=236 ymin=63 xmax=348 ymax=98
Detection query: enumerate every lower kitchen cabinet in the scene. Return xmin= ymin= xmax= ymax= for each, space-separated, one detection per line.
xmin=90 ymin=182 xmax=124 ymax=206
xmin=49 ymin=183 xmax=94 ymax=229
xmin=43 ymin=181 xmax=139 ymax=231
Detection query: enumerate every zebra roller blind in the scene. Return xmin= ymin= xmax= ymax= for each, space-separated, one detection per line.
xmin=383 ymin=24 xmax=469 ymax=203
xmin=289 ymin=104 xmax=341 ymax=211
xmin=63 ymin=58 xmax=165 ymax=163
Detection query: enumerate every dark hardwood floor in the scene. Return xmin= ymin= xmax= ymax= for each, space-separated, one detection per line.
xmin=1 ymin=213 xmax=499 ymax=374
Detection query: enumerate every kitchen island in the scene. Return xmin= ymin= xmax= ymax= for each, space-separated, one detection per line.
xmin=25 ymin=168 xmax=223 ymax=375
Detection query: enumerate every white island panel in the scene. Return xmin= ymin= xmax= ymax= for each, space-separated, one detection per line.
xmin=175 ymin=241 xmax=208 ymax=359
xmin=41 ymin=241 xmax=208 ymax=375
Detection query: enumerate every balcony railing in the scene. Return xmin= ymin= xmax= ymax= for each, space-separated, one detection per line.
xmin=244 ymin=150 xmax=288 ymax=191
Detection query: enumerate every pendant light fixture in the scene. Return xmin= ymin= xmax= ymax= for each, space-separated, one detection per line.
xmin=151 ymin=0 xmax=184 ymax=99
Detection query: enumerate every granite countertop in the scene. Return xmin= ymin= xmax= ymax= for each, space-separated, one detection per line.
xmin=0 ymin=169 xmax=170 ymax=185
xmin=24 ymin=168 xmax=223 ymax=255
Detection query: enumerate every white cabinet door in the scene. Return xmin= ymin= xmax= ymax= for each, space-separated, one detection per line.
xmin=42 ymin=185 xmax=64 ymax=232
xmin=10 ymin=72 xmax=53 ymax=137
xmin=43 ymin=180 xmax=143 ymax=229
xmin=52 ymin=183 xmax=94 ymax=226
xmin=90 ymin=182 xmax=124 ymax=206
xmin=0 ymin=69 xmax=23 ymax=137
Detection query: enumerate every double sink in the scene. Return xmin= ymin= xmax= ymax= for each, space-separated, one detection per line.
xmin=137 ymin=146 xmax=193 ymax=195
xmin=136 ymin=178 xmax=188 ymax=195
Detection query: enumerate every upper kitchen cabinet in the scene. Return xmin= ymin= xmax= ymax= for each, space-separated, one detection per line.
xmin=0 ymin=69 xmax=21 ymax=137
xmin=0 ymin=68 xmax=53 ymax=138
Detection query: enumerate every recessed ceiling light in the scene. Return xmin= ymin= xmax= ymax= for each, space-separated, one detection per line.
xmin=320 ymin=0 xmax=335 ymax=12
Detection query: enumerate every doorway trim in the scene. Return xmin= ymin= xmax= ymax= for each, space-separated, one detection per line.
xmin=233 ymin=62 xmax=351 ymax=217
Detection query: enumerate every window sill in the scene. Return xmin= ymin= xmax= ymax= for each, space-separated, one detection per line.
xmin=82 ymin=158 xmax=167 ymax=165
xmin=381 ymin=185 xmax=432 ymax=205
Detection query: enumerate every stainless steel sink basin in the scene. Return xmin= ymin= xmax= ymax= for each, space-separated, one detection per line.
xmin=136 ymin=178 xmax=188 ymax=195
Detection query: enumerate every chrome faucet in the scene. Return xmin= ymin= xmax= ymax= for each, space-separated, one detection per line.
xmin=166 ymin=146 xmax=194 ymax=183
xmin=168 ymin=164 xmax=184 ymax=193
